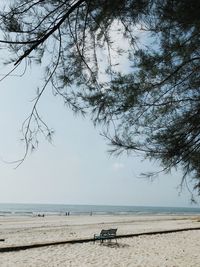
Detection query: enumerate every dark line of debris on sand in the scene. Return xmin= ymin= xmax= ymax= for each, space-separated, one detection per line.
xmin=1 ymin=227 xmax=200 ymax=253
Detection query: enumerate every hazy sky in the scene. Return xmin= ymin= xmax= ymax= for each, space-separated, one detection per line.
xmin=0 ymin=61 xmax=196 ymax=208
xmin=0 ymin=2 xmax=198 ymax=207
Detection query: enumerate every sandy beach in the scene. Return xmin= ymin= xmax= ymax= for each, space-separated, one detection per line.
xmin=0 ymin=214 xmax=200 ymax=266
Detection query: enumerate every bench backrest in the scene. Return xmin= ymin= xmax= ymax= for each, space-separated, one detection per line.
xmin=100 ymin=229 xmax=109 ymax=237
xmin=100 ymin=228 xmax=117 ymax=237
xmin=108 ymin=228 xmax=117 ymax=236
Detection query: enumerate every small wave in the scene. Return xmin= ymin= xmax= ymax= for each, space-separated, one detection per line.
xmin=0 ymin=211 xmax=12 ymax=214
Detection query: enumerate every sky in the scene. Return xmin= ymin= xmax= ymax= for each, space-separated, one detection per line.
xmin=0 ymin=62 xmax=196 ymax=208
xmin=0 ymin=2 xmax=198 ymax=208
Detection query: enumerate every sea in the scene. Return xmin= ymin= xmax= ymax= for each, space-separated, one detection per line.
xmin=0 ymin=203 xmax=200 ymax=217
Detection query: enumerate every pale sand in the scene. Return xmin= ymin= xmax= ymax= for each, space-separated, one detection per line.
xmin=0 ymin=214 xmax=200 ymax=266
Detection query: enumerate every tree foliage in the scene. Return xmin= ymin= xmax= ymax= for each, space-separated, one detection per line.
xmin=0 ymin=0 xmax=200 ymax=195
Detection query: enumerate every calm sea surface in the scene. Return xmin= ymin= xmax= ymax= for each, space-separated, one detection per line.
xmin=0 ymin=203 xmax=200 ymax=216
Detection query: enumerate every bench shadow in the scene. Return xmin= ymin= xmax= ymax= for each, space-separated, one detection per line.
xmin=101 ymin=242 xmax=130 ymax=248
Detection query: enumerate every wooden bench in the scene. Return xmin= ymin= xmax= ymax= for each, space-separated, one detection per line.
xmin=94 ymin=228 xmax=117 ymax=243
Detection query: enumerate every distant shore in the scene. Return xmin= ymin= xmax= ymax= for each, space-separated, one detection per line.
xmin=0 ymin=214 xmax=200 ymax=266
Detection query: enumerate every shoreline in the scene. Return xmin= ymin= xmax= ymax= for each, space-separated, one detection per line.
xmin=1 ymin=203 xmax=200 ymax=218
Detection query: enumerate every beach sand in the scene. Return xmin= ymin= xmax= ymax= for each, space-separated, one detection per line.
xmin=0 ymin=214 xmax=200 ymax=266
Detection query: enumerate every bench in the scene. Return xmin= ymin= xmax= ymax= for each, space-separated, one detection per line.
xmin=94 ymin=228 xmax=117 ymax=243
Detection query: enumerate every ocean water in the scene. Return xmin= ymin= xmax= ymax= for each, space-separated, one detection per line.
xmin=0 ymin=203 xmax=200 ymax=216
